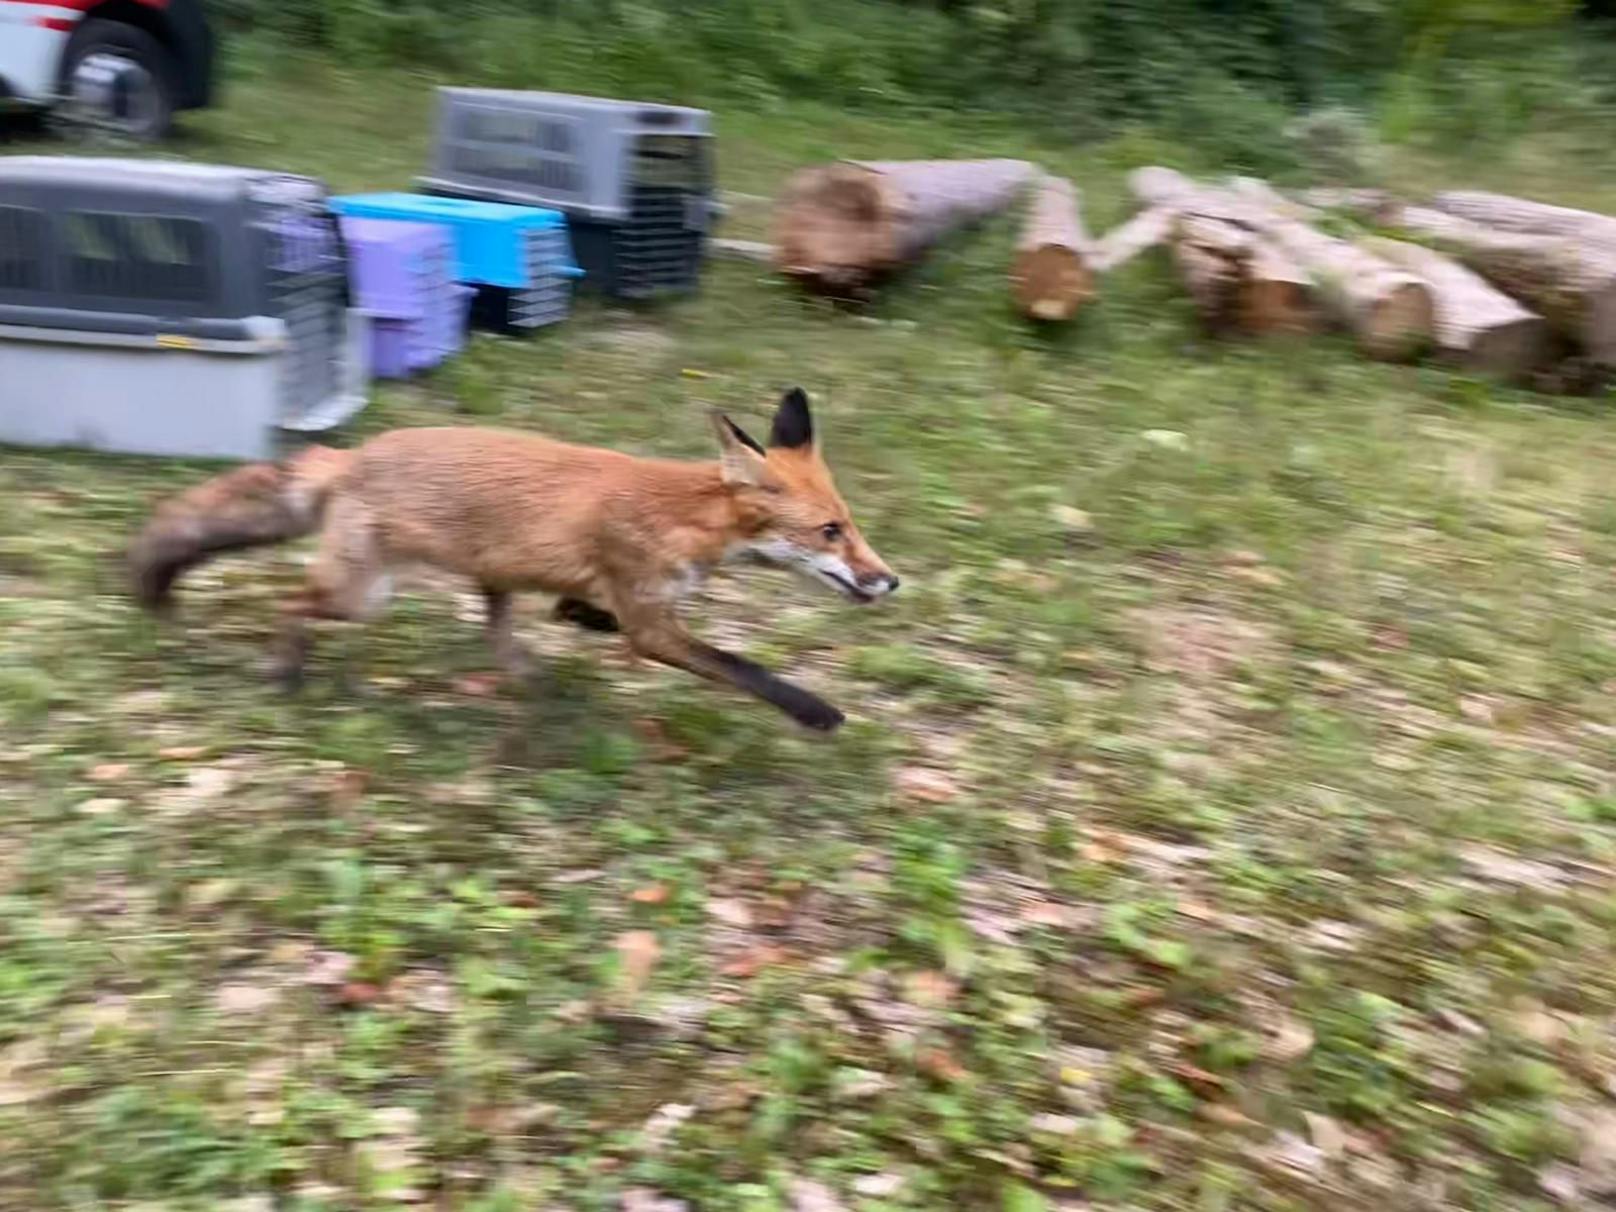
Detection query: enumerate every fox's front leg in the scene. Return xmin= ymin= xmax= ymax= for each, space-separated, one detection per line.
xmin=616 ymin=602 xmax=844 ymax=732
xmin=482 ymin=588 xmax=537 ymax=678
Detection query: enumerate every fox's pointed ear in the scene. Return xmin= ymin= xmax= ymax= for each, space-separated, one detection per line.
xmin=711 ymin=410 xmax=768 ymax=486
xmin=769 ymin=387 xmax=815 ymax=451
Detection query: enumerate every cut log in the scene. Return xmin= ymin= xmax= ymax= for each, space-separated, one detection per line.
xmin=1242 ymin=239 xmax=1317 ymax=336
xmin=1223 ymin=175 xmax=1434 ymax=360
xmin=1137 ymin=166 xmax=1402 ymax=349
xmin=1381 ymin=205 xmax=1616 ymax=366
xmin=1169 ymin=226 xmax=1241 ymax=334
xmin=1011 ymin=175 xmax=1093 ymax=321
xmin=774 ymin=158 xmax=1035 ymax=294
xmin=1361 ymin=236 xmax=1547 ymax=379
xmin=1122 ymin=170 xmax=1315 ymax=335
xmin=1431 ymin=190 xmax=1616 ymax=250
xmin=1128 ymin=166 xmax=1201 ymax=211
xmin=1091 ymin=206 xmax=1173 ymax=273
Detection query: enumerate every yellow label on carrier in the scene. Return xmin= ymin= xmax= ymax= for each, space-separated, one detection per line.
xmin=155 ymin=334 xmax=197 ymax=350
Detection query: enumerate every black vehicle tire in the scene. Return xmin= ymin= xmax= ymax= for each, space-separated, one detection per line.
xmin=60 ymin=19 xmax=178 ymax=142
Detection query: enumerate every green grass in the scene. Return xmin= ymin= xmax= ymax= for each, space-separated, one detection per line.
xmin=4 ymin=47 xmax=1616 ymax=1212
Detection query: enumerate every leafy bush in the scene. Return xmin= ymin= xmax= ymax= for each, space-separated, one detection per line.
xmin=209 ymin=0 xmax=1614 ymax=157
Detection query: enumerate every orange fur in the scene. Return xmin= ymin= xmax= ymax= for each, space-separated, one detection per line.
xmin=127 ymin=390 xmax=896 ymax=730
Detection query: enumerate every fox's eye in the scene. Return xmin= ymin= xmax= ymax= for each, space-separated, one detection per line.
xmin=820 ymin=522 xmax=844 ymax=542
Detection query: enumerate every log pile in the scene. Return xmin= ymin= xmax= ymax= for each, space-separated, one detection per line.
xmin=766 ymin=153 xmax=1616 ymax=388
xmin=1118 ymin=166 xmax=1616 ymax=385
xmin=1307 ymin=188 xmax=1616 ymax=375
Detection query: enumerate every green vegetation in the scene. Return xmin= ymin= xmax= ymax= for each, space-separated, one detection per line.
xmin=212 ymin=0 xmax=1616 ymax=169
xmin=3 ymin=22 xmax=1616 ymax=1212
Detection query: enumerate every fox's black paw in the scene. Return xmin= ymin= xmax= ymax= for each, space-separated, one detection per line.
xmin=793 ymin=697 xmax=846 ymax=732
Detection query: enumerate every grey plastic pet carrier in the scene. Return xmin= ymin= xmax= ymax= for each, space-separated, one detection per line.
xmin=418 ymin=87 xmax=716 ymax=299
xmin=0 ymin=157 xmax=367 ymax=460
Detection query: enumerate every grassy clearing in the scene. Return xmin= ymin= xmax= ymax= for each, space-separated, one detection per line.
xmin=5 ymin=49 xmax=1616 ymax=1212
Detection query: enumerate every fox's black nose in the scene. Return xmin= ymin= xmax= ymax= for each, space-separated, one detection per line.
xmin=860 ymin=572 xmax=900 ymax=595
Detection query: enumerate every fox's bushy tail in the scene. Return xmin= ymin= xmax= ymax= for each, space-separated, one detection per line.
xmin=127 ymin=446 xmax=353 ymax=610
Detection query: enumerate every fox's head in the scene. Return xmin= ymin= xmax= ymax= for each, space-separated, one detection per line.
xmin=714 ymin=388 xmax=900 ymax=604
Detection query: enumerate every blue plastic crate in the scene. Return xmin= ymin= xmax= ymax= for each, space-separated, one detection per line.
xmin=328 ymin=192 xmax=582 ymax=290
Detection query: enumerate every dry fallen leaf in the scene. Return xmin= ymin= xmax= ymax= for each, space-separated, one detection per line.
xmin=1578 ymin=1107 xmax=1616 ymax=1196
xmin=902 ymin=970 xmax=957 ymax=1009
xmin=326 ymin=768 xmax=370 ymax=810
xmin=1050 ymin=504 xmax=1093 ymax=533
xmin=1304 ymin=1111 xmax=1347 ymax=1159
xmin=1079 ymin=834 xmax=1126 ymax=864
xmin=852 ymin=1173 xmax=904 ymax=1198
xmin=452 ymin=672 xmax=502 ymax=697
xmin=719 ymin=945 xmax=787 ymax=978
xmin=789 ymin=1178 xmax=847 ymax=1212
xmin=917 ymin=1047 xmax=968 ymax=1084
xmin=336 ymin=981 xmax=382 ymax=1008
xmin=622 ymin=1189 xmax=688 ymax=1212
xmin=1029 ymin=1112 xmax=1082 ymax=1135
xmin=639 ymin=1101 xmax=695 ymax=1153
xmin=303 ymin=949 xmax=355 ymax=987
xmin=705 ymin=898 xmax=754 ymax=929
xmin=1539 ymin=1162 xmax=1581 ymax=1205
xmin=1018 ymin=899 xmax=1074 ymax=928
xmin=1198 ymin=1103 xmax=1257 ymax=1129
xmin=157 ymin=745 xmax=208 ymax=761
xmin=1167 ymin=1060 xmax=1226 ymax=1093
xmin=1263 ymin=1015 xmax=1316 ymax=1063
xmin=215 ymin=982 xmax=279 ymax=1016
xmin=1433 ymin=1006 xmax=1485 ymax=1037
xmin=631 ymin=717 xmax=691 ymax=762
xmin=1511 ymin=1000 xmax=1565 ymax=1048
xmin=87 ymin=762 xmax=130 ymax=782
xmin=893 ymin=766 xmax=959 ymax=804
xmin=1267 ymin=1130 xmax=1325 ymax=1178
xmin=615 ymin=930 xmax=661 ymax=1001
xmin=631 ymin=884 xmax=670 ymax=905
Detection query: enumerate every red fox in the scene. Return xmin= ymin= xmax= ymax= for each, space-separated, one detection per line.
xmin=127 ymin=389 xmax=897 ymax=731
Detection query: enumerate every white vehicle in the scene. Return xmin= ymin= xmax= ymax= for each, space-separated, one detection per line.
xmin=0 ymin=0 xmax=215 ymax=140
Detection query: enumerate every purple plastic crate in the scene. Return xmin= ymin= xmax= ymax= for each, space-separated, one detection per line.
xmin=340 ymin=216 xmax=456 ymax=319
xmin=368 ymin=318 xmax=415 ymax=379
xmin=365 ymin=285 xmax=475 ymax=379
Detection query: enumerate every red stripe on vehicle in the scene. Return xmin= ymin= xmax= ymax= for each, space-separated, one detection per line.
xmin=36 ymin=13 xmax=75 ymax=26
xmin=3 ymin=0 xmax=167 ymax=9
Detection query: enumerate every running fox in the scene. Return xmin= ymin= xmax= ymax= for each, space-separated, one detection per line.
xmin=127 ymin=388 xmax=898 ymax=731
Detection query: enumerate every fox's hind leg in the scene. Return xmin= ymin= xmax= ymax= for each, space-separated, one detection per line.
xmin=271 ymin=503 xmax=390 ymax=690
xmin=482 ymin=588 xmax=538 ymax=678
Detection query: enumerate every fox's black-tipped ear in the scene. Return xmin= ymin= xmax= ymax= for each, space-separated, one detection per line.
xmin=769 ymin=387 xmax=815 ymax=451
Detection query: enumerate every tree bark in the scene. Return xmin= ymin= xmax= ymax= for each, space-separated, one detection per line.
xmin=774 ymin=159 xmax=1035 ymax=295
xmin=1171 ymin=220 xmax=1245 ymax=335
xmin=1361 ymin=236 xmax=1547 ymax=379
xmin=1431 ymin=190 xmax=1616 ymax=250
xmin=1091 ymin=206 xmax=1173 ymax=273
xmin=1381 ymin=205 xmax=1616 ymax=366
xmin=1224 ymin=176 xmax=1434 ymax=360
xmin=1126 ymin=168 xmax=1317 ymax=338
xmin=1010 ymin=175 xmax=1093 ymax=321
